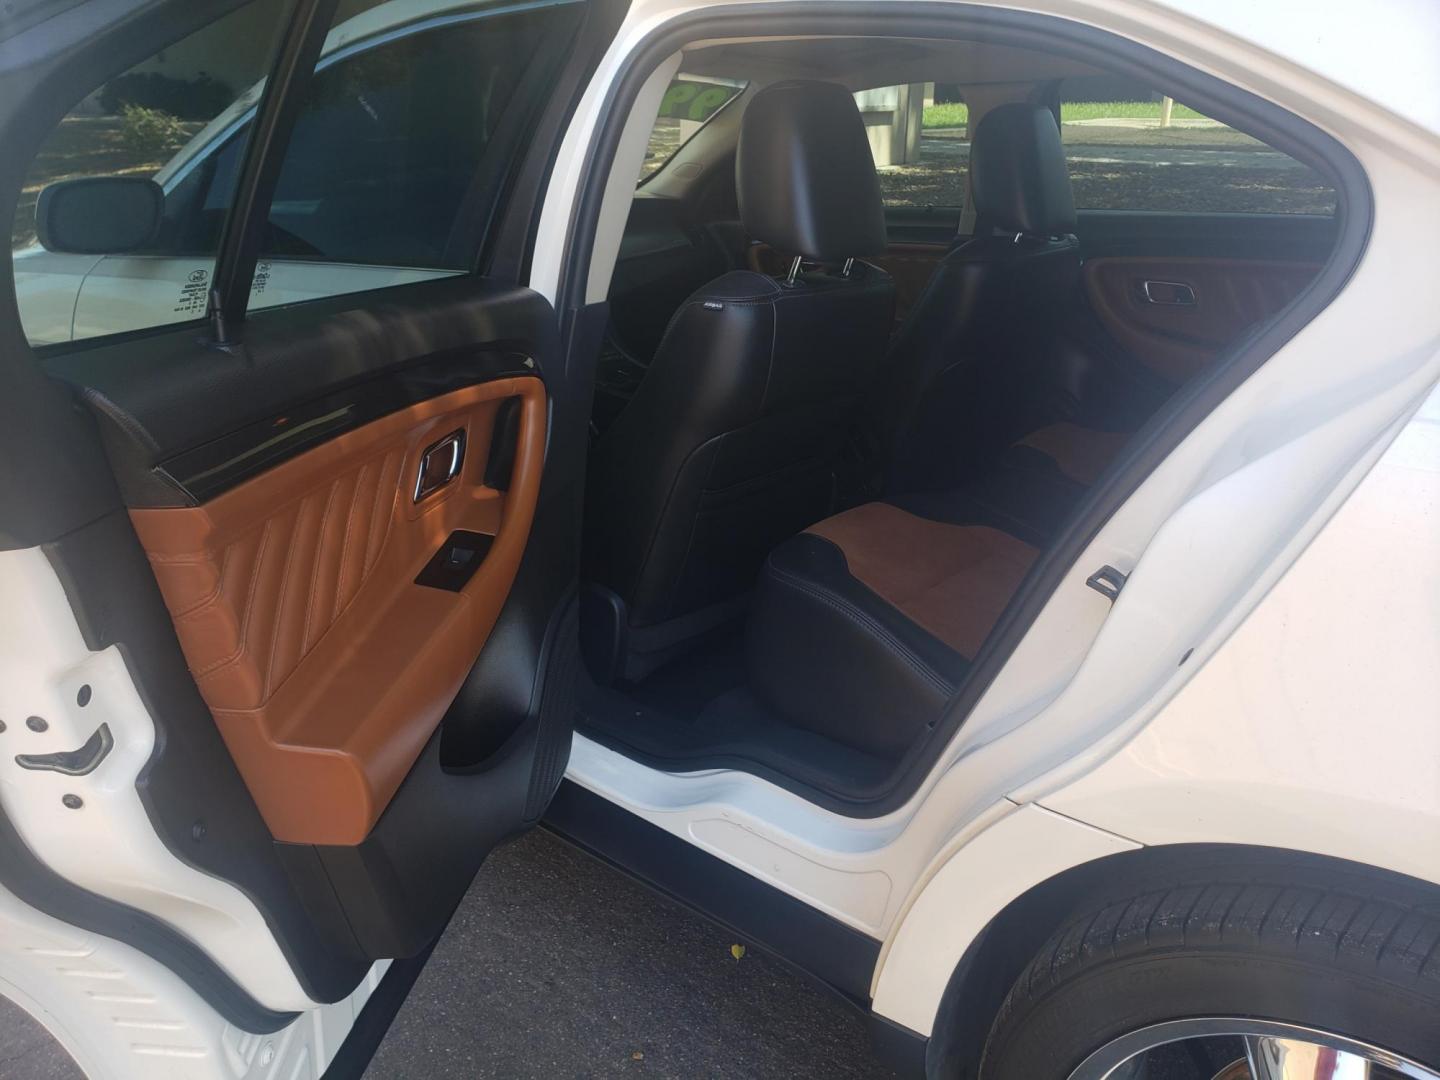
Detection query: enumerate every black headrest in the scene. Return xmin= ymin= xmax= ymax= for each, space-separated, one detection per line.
xmin=970 ymin=102 xmax=1076 ymax=236
xmin=736 ymin=81 xmax=887 ymax=261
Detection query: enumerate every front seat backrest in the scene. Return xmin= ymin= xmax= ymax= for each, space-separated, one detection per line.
xmin=583 ymin=80 xmax=896 ymax=682
xmin=871 ymin=102 xmax=1082 ymax=495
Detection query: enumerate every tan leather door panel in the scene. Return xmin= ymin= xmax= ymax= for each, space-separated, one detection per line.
xmin=1084 ymin=257 xmax=1321 ymax=383
xmin=131 ymin=377 xmax=546 ymax=845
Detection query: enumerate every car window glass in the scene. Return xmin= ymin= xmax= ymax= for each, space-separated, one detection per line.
xmin=1058 ymin=76 xmax=1336 ymax=214
xmin=859 ymin=83 xmax=969 ymax=210
xmin=11 ymin=0 xmax=290 ymax=346
xmin=637 ymin=76 xmax=747 ymax=183
xmin=253 ymin=0 xmax=585 ymax=299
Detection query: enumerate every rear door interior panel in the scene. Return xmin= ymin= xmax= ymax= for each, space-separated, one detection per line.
xmin=0 ymin=0 xmax=622 ymax=1029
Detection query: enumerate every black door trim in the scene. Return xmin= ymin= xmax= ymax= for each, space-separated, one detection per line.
xmin=208 ymin=0 xmax=338 ymax=339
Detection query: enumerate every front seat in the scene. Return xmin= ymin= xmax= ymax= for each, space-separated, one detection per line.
xmin=865 ymin=102 xmax=1089 ymax=500
xmin=583 ymin=80 xmax=896 ymax=683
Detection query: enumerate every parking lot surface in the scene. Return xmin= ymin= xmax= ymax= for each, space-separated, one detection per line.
xmin=0 ymin=829 xmax=894 ymax=1079
xmin=365 ymin=827 xmax=894 ymax=1079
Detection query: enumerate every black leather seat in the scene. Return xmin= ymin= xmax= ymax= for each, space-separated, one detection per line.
xmin=742 ymin=106 xmax=1146 ymax=759
xmin=862 ymin=102 xmax=1151 ymax=542
xmin=747 ymin=491 xmax=1038 ymax=758
xmin=583 ymin=80 xmax=896 ymax=683
xmin=868 ymin=103 xmax=1086 ymax=497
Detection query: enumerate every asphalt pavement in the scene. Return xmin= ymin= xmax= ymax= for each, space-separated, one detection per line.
xmin=364 ymin=828 xmax=894 ymax=1079
xmin=0 ymin=999 xmax=75 ymax=1080
xmin=0 ymin=829 xmax=895 ymax=1080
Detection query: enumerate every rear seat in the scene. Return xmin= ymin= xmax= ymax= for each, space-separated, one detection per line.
xmin=746 ymin=494 xmax=1038 ymax=758
xmin=862 ymin=103 xmax=1147 ymax=544
xmin=952 ymin=420 xmax=1134 ymax=544
xmin=741 ymin=109 xmax=1166 ymax=757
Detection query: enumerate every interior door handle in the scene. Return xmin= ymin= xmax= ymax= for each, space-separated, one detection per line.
xmin=414 ymin=428 xmax=465 ymax=502
xmin=1141 ymin=279 xmax=1197 ymax=306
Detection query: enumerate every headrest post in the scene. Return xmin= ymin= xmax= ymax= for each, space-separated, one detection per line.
xmin=842 ymin=257 xmax=855 ymax=277
xmin=785 ymin=255 xmax=803 ymax=286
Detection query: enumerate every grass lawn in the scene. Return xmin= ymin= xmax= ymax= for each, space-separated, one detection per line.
xmin=1061 ymin=100 xmax=1207 ymax=122
xmin=922 ymin=100 xmax=1209 ymax=129
xmin=921 ymin=102 xmax=970 ymax=128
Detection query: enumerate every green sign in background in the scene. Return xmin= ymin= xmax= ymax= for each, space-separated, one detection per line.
xmin=656 ymin=80 xmax=741 ymax=122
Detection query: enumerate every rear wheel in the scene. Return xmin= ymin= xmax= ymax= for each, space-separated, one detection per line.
xmin=1070 ymin=1020 xmax=1439 ymax=1079
xmin=977 ymin=866 xmax=1440 ymax=1080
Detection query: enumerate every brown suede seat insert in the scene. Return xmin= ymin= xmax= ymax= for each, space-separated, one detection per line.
xmin=806 ymin=502 xmax=1038 ymax=660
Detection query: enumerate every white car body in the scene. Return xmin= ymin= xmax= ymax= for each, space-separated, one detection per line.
xmin=535 ymin=0 xmax=1440 ymax=1041
xmin=2 ymin=0 xmax=1438 ymax=1076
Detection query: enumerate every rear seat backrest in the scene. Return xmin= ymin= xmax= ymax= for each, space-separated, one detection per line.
xmin=868 ymin=102 xmax=1083 ymax=496
xmin=582 ymin=81 xmax=897 ymax=683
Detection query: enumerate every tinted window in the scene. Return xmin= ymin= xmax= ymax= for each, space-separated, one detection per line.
xmin=12 ymin=0 xmax=584 ymax=345
xmin=11 ymin=0 xmax=289 ymax=344
xmin=264 ymin=6 xmax=579 ymax=271
xmin=1059 ymin=76 xmax=1336 ymax=215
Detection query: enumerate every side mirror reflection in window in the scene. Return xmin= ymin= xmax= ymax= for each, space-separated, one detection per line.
xmin=35 ymin=176 xmax=163 ymax=255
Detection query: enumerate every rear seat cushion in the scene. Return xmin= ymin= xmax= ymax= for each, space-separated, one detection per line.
xmin=808 ymin=504 xmax=1036 ymax=658
xmin=747 ymin=500 xmax=1037 ymax=759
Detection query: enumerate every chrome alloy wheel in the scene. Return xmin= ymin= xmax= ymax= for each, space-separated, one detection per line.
xmin=1068 ymin=1019 xmax=1440 ymax=1080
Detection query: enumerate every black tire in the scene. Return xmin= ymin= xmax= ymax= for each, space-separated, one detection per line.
xmin=978 ymin=861 xmax=1440 ymax=1079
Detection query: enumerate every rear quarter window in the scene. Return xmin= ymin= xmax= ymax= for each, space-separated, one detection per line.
xmin=1058 ymin=76 xmax=1336 ymax=215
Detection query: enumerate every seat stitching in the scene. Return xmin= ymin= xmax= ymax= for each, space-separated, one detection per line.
xmin=302 ymin=478 xmax=340 ymax=652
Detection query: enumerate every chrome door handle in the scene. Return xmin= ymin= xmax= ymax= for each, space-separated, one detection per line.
xmin=414 ymin=428 xmax=465 ymax=502
xmin=1141 ymin=279 xmax=1197 ymax=305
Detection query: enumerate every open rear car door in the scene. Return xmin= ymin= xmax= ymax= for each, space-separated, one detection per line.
xmin=0 ymin=0 xmax=620 ymax=1073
